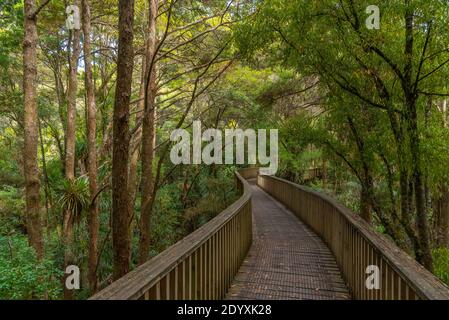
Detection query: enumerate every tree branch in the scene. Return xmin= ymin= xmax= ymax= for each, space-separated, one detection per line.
xmin=31 ymin=0 xmax=52 ymax=18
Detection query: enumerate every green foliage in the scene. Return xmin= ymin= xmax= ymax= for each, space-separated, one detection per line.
xmin=56 ymin=177 xmax=90 ymax=224
xmin=149 ymin=183 xmax=183 ymax=256
xmin=0 ymin=186 xmax=24 ymax=235
xmin=183 ymin=172 xmax=237 ymax=233
xmin=147 ymin=167 xmax=238 ymax=257
xmin=433 ymin=248 xmax=449 ymax=286
xmin=0 ymin=236 xmax=63 ymax=299
xmin=0 ymin=0 xmax=23 ymax=68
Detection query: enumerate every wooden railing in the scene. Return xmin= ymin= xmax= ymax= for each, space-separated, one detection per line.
xmin=90 ymin=169 xmax=255 ymax=300
xmin=258 ymin=174 xmax=449 ymax=300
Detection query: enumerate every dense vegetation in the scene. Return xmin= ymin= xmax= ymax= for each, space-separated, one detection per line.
xmin=0 ymin=0 xmax=448 ymax=299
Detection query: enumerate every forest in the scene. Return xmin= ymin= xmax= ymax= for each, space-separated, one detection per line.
xmin=0 ymin=0 xmax=449 ymax=300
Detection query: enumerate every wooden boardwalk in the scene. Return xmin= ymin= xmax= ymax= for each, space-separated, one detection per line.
xmin=226 ymin=181 xmax=351 ymax=300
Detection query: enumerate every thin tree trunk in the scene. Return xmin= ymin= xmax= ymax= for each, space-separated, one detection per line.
xmin=23 ymin=0 xmax=44 ymax=260
xmin=138 ymin=0 xmax=158 ymax=264
xmin=65 ymin=12 xmax=81 ymax=181
xmin=434 ymin=185 xmax=449 ymax=247
xmin=82 ymin=0 xmax=99 ymax=293
xmin=54 ymin=63 xmax=66 ymax=129
xmin=112 ymin=0 xmax=135 ymax=280
xmin=53 ymin=62 xmax=67 ymax=169
xmin=424 ymin=98 xmax=432 ymax=214
xmin=347 ymin=116 xmax=372 ymax=225
xmin=128 ymin=56 xmax=147 ymax=219
xmin=434 ymin=101 xmax=449 ymax=248
xmin=38 ymin=120 xmax=52 ymax=234
xmin=412 ymin=142 xmax=433 ymax=270
xmin=64 ymin=0 xmax=82 ymax=299
xmin=403 ymin=2 xmax=432 ymax=270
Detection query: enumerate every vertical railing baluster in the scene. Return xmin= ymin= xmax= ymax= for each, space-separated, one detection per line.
xmin=198 ymin=245 xmax=203 ymax=299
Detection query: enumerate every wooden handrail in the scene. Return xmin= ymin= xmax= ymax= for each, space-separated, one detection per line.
xmin=90 ymin=168 xmax=255 ymax=300
xmin=258 ymin=174 xmax=449 ymax=300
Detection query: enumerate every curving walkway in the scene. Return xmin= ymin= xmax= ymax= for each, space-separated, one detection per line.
xmin=226 ymin=180 xmax=351 ymax=300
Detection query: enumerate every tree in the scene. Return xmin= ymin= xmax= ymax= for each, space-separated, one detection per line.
xmin=63 ymin=0 xmax=82 ymax=299
xmin=22 ymin=0 xmax=50 ymax=260
xmin=81 ymin=0 xmax=99 ymax=292
xmin=138 ymin=0 xmax=158 ymax=264
xmin=112 ymin=0 xmax=135 ymax=280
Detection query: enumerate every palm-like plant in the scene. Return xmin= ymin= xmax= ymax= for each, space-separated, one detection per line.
xmin=57 ymin=177 xmax=89 ymax=226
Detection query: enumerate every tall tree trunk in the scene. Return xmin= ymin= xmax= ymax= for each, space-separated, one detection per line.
xmin=112 ymin=0 xmax=135 ymax=280
xmin=23 ymin=0 xmax=44 ymax=260
xmin=82 ymin=0 xmax=99 ymax=293
xmin=138 ymin=0 xmax=158 ymax=264
xmin=65 ymin=8 xmax=81 ymax=181
xmin=128 ymin=56 xmax=147 ymax=220
xmin=53 ymin=68 xmax=67 ymax=167
xmin=38 ymin=120 xmax=52 ymax=234
xmin=407 ymin=101 xmax=432 ymax=269
xmin=434 ymin=101 xmax=449 ymax=248
xmin=411 ymin=129 xmax=433 ymax=270
xmin=63 ymin=0 xmax=82 ymax=299
xmin=403 ymin=2 xmax=433 ymax=270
